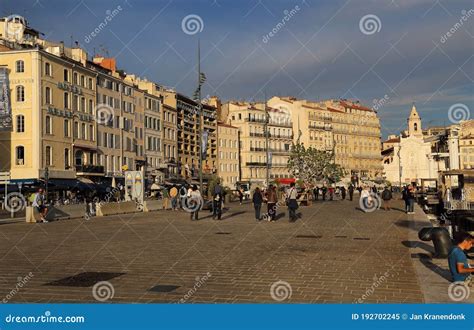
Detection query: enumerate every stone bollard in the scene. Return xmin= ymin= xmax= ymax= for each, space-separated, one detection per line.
xmin=418 ymin=227 xmax=452 ymax=258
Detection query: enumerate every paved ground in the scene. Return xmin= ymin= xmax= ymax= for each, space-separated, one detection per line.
xmin=0 ymin=197 xmax=465 ymax=303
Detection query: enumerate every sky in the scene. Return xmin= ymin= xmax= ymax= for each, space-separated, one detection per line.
xmin=3 ymin=0 xmax=474 ymax=138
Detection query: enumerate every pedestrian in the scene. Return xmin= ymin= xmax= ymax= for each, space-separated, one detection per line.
xmin=286 ymin=182 xmax=299 ymax=222
xmin=322 ymin=186 xmax=327 ymax=201
xmin=348 ymin=184 xmax=354 ymax=201
xmin=313 ymin=187 xmax=318 ymax=201
xmin=266 ymin=185 xmax=278 ymax=222
xmin=329 ymin=185 xmax=334 ymax=201
xmin=170 ymin=185 xmax=178 ymax=210
xmin=212 ymin=188 xmax=223 ymax=220
xmin=162 ymin=187 xmax=170 ymax=210
xmin=341 ymin=186 xmax=346 ymax=200
xmin=381 ymin=186 xmax=393 ymax=211
xmin=360 ymin=186 xmax=371 ymax=213
xmin=448 ymin=231 xmax=474 ymax=284
xmin=406 ymin=184 xmax=416 ymax=214
xmin=238 ymin=188 xmax=244 ymax=205
xmin=188 ymin=184 xmax=201 ymax=221
xmin=252 ymin=187 xmax=263 ymax=221
xmin=32 ymin=188 xmax=48 ymax=222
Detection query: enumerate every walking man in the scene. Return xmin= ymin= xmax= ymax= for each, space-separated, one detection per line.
xmin=170 ymin=185 xmax=178 ymax=210
xmin=162 ymin=187 xmax=170 ymax=210
xmin=252 ymin=187 xmax=263 ymax=221
xmin=381 ymin=186 xmax=393 ymax=211
xmin=348 ymin=184 xmax=354 ymax=201
xmin=33 ymin=188 xmax=48 ymax=222
xmin=266 ymin=185 xmax=277 ymax=221
xmin=286 ymin=182 xmax=299 ymax=222
xmin=341 ymin=186 xmax=346 ymax=200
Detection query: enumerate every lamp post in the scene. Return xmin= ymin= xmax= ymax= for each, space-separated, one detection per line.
xmin=193 ymin=40 xmax=206 ymax=192
xmin=397 ymin=145 xmax=402 ymax=189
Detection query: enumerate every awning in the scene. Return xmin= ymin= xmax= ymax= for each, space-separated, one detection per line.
xmin=275 ymin=178 xmax=296 ymax=185
xmin=48 ymin=179 xmax=97 ymax=191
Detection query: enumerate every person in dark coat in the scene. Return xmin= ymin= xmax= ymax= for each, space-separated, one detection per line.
xmin=252 ymin=187 xmax=263 ymax=221
xmin=341 ymin=186 xmax=346 ymax=200
xmin=348 ymin=184 xmax=354 ymax=201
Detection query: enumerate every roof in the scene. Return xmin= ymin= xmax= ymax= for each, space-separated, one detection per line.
xmin=339 ymin=101 xmax=374 ymax=112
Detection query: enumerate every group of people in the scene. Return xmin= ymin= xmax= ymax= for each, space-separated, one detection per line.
xmin=402 ymin=184 xmax=417 ymax=214
xmin=252 ymin=183 xmax=299 ymax=222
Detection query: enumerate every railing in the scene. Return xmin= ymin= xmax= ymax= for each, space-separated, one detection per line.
xmin=444 ymin=199 xmax=474 ymax=211
xmin=245 ymin=118 xmax=266 ymax=123
xmin=245 ymin=162 xmax=267 ymax=167
xmin=250 ymin=132 xmax=266 ymax=137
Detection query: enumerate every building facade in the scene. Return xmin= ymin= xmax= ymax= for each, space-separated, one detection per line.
xmin=217 ymin=122 xmax=239 ymax=188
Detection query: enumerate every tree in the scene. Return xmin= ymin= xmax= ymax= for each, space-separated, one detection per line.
xmin=287 ymin=143 xmax=345 ymax=186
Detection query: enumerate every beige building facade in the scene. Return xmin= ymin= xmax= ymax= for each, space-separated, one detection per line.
xmin=217 ymin=122 xmax=239 ymax=188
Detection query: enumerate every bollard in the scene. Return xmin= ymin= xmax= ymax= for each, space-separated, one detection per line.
xmin=418 ymin=227 xmax=452 ymax=258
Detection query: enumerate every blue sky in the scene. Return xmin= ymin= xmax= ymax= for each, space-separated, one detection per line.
xmin=4 ymin=0 xmax=474 ymax=138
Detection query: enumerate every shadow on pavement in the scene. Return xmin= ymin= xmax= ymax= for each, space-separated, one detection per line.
xmin=414 ymin=253 xmax=452 ymax=282
xmin=402 ymin=240 xmax=434 ymax=254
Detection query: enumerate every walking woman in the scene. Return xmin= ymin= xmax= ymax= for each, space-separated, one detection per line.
xmin=188 ymin=185 xmax=201 ymax=221
xmin=252 ymin=187 xmax=263 ymax=221
xmin=286 ymin=182 xmax=299 ymax=222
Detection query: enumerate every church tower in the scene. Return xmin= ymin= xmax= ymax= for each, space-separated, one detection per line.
xmin=407 ymin=103 xmax=422 ymax=137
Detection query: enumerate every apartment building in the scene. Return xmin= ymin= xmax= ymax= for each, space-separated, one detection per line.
xmin=217 ymin=122 xmax=239 ymax=188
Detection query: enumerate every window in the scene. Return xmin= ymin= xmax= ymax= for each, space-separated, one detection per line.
xmin=45 ymin=62 xmax=51 ymax=76
xmin=81 ymin=123 xmax=86 ymax=139
xmin=64 ymin=148 xmax=70 ymax=168
xmin=80 ymin=75 xmax=85 ymax=87
xmin=16 ymin=85 xmax=25 ymax=102
xmin=73 ymin=72 xmax=78 ymax=84
xmin=45 ymin=115 xmax=52 ymax=134
xmin=16 ymin=146 xmax=25 ymax=165
xmin=64 ymin=92 xmax=69 ymax=109
xmin=45 ymin=87 xmax=52 ymax=104
xmin=88 ymin=78 xmax=93 ymax=89
xmin=16 ymin=60 xmax=24 ymax=73
xmin=45 ymin=146 xmax=52 ymax=166
xmin=64 ymin=119 xmax=70 ymax=137
xmin=88 ymin=99 xmax=93 ymax=114
xmin=80 ymin=97 xmax=85 ymax=112
xmin=414 ymin=123 xmax=418 ymax=131
xmin=64 ymin=69 xmax=69 ymax=82
xmin=74 ymin=121 xmax=78 ymax=138
xmin=89 ymin=124 xmax=94 ymax=141
xmin=16 ymin=115 xmax=24 ymax=132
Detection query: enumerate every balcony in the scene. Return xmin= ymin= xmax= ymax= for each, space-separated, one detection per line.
xmin=245 ymin=162 xmax=267 ymax=167
xmin=250 ymin=147 xmax=266 ymax=152
xmin=269 ymin=121 xmax=292 ymax=128
xmin=268 ymin=133 xmax=294 ymax=139
xmin=249 ymin=132 xmax=266 ymax=138
xmin=245 ymin=118 xmax=266 ymax=124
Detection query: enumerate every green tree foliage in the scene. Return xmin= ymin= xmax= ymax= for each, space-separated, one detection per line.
xmin=287 ymin=143 xmax=345 ymax=185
